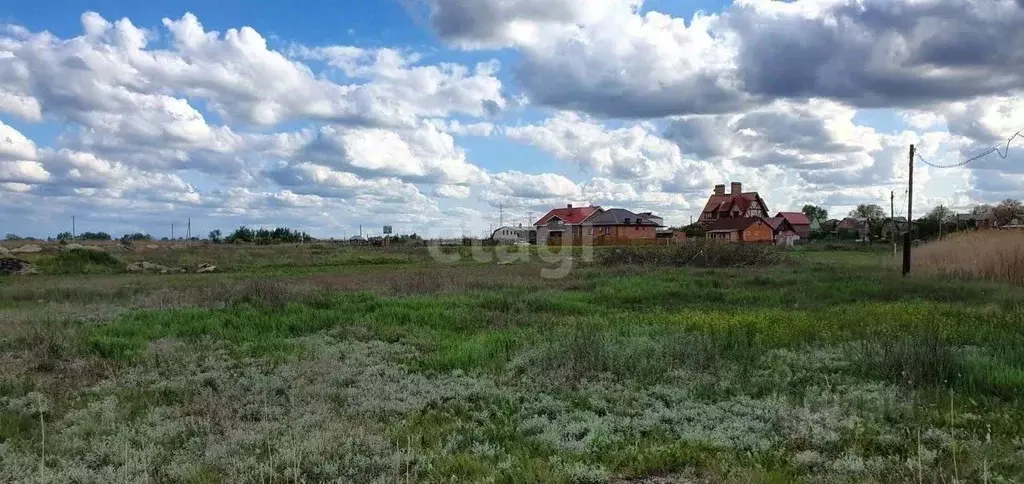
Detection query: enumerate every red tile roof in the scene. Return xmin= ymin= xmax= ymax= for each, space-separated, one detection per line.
xmin=707 ymin=217 xmax=766 ymax=232
xmin=535 ymin=206 xmax=601 ymax=226
xmin=776 ymin=212 xmax=811 ymax=226
xmin=701 ymin=193 xmax=763 ymax=215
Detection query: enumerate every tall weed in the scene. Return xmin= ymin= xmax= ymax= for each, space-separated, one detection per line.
xmin=913 ymin=230 xmax=1024 ymax=286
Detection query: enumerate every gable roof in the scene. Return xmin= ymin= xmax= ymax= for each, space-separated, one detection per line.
xmin=837 ymin=217 xmax=870 ymax=229
xmin=702 ymin=192 xmax=768 ymax=216
xmin=776 ymin=212 xmax=811 ymax=226
xmin=534 ymin=206 xmax=601 ymax=226
xmin=767 ymin=216 xmax=796 ymax=233
xmin=707 ymin=217 xmax=767 ymax=232
xmin=585 ymin=208 xmax=661 ymax=226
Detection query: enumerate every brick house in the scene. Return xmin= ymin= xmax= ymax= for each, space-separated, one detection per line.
xmin=533 ymin=204 xmax=601 ymax=244
xmin=705 ymin=217 xmax=775 ymax=243
xmin=699 ymin=182 xmax=770 ymax=226
xmin=584 ymin=208 xmax=662 ymax=241
xmin=767 ymin=216 xmax=799 ymax=246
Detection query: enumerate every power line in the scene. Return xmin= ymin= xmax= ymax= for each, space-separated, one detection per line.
xmin=917 ymin=128 xmax=1023 ymax=169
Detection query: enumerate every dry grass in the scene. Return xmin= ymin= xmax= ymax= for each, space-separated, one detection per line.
xmin=913 ymin=230 xmax=1024 ymax=286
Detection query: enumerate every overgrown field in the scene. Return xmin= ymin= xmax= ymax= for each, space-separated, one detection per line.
xmin=2 ymin=244 xmax=1023 ymax=482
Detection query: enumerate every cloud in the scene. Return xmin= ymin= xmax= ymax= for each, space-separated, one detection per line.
xmin=417 ymin=0 xmax=1024 ymax=117
xmin=433 ymin=184 xmax=471 ymax=199
xmin=0 ymin=12 xmax=504 ymax=127
xmin=726 ymin=0 xmax=1024 ymax=108
xmin=483 ymin=171 xmax=582 ymax=204
xmin=0 ymin=120 xmax=38 ymax=160
xmin=505 ymin=112 xmax=704 ymax=181
xmin=413 ymin=0 xmax=640 ymax=49
xmin=298 ymin=121 xmax=488 ymax=185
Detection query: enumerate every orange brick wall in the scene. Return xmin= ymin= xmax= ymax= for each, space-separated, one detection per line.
xmin=742 ymin=221 xmax=774 ymax=243
xmin=593 ymin=225 xmax=657 ymax=239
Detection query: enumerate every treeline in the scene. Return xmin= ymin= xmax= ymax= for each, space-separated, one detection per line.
xmin=5 ymin=226 xmax=313 ymax=245
xmin=209 ymin=226 xmax=313 ymax=244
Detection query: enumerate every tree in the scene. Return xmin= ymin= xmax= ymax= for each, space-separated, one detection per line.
xmin=78 ymin=231 xmax=112 ymax=241
xmin=924 ymin=205 xmax=952 ymax=223
xmin=4 ymin=233 xmax=23 ymax=241
xmin=993 ymin=199 xmax=1023 ymax=226
xmin=122 ymin=233 xmax=152 ymax=241
xmin=56 ymin=231 xmax=74 ymax=241
xmin=801 ymin=204 xmax=828 ymax=223
xmin=971 ymin=204 xmax=994 ymax=216
xmin=208 ymin=229 xmax=223 ymax=243
xmin=848 ymin=204 xmax=886 ymax=222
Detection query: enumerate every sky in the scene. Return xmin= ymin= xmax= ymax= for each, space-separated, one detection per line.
xmin=1 ymin=0 xmax=1023 ymax=239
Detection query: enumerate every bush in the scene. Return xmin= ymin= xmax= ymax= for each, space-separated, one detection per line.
xmin=78 ymin=231 xmax=112 ymax=241
xmin=595 ymin=239 xmax=786 ymax=268
xmin=49 ymin=248 xmax=123 ymax=274
xmin=223 ymin=226 xmax=313 ymax=244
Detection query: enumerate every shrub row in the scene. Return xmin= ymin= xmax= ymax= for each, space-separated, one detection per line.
xmin=595 ymin=240 xmax=786 ymax=267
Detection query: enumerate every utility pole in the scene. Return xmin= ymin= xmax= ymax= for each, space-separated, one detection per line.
xmin=187 ymin=218 xmax=191 ymax=241
xmin=72 ymin=215 xmax=76 ymax=239
xmin=171 ymin=223 xmax=174 ymax=241
xmin=890 ymin=191 xmax=896 ymax=257
xmin=902 ymin=144 xmax=914 ymax=276
xmin=499 ymin=203 xmax=504 ymax=228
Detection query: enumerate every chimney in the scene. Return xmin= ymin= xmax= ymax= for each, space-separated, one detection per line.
xmin=714 ymin=184 xmax=725 ymax=196
xmin=567 ymin=203 xmax=573 ymax=209
xmin=730 ymin=182 xmax=742 ymax=195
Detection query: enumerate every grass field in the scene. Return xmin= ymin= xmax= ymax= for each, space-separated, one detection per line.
xmin=2 ymin=243 xmax=1023 ymax=482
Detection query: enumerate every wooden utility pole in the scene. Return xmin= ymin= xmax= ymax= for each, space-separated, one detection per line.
xmin=890 ymin=191 xmax=896 ymax=257
xmin=902 ymin=145 xmax=914 ymax=276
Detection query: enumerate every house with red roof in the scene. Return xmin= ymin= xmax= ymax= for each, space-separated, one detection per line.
xmin=699 ymin=182 xmax=770 ymax=227
xmin=533 ymin=204 xmax=602 ymax=244
xmin=705 ymin=217 xmax=775 ymax=243
xmin=774 ymin=212 xmax=812 ymax=239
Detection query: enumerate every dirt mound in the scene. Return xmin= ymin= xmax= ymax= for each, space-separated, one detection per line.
xmin=62 ymin=243 xmax=105 ymax=252
xmin=9 ymin=244 xmax=42 ymax=254
xmin=0 ymin=258 xmax=39 ymax=275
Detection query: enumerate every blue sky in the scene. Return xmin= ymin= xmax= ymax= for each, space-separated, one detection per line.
xmin=1 ymin=0 xmax=1022 ymax=239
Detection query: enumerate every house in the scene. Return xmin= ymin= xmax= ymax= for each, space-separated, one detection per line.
xmin=584 ymin=208 xmax=662 ymax=241
xmin=636 ymin=212 xmax=664 ymax=226
xmin=534 ymin=204 xmax=602 ymax=244
xmin=699 ymin=182 xmax=770 ymax=226
xmin=822 ymin=219 xmax=841 ymax=233
xmin=705 ymin=217 xmax=775 ymax=243
xmin=879 ymin=217 xmax=914 ymax=240
xmin=767 ymin=216 xmax=799 ymax=246
xmin=836 ymin=217 xmax=871 ymax=241
xmin=774 ymin=212 xmax=812 ymax=239
xmin=955 ymin=212 xmax=995 ymax=230
xmin=655 ymin=229 xmax=686 ymax=242
xmin=491 ymin=226 xmax=535 ymax=244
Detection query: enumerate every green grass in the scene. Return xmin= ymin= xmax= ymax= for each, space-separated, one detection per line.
xmin=1 ymin=246 xmax=1023 ymax=482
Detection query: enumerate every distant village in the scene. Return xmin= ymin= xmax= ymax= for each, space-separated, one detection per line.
xmin=490 ymin=181 xmax=1024 ymax=246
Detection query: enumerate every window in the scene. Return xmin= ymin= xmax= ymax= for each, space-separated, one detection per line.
xmin=624 ymin=218 xmax=630 ymax=224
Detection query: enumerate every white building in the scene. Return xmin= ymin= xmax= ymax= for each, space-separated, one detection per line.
xmin=491 ymin=226 xmax=534 ymax=244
